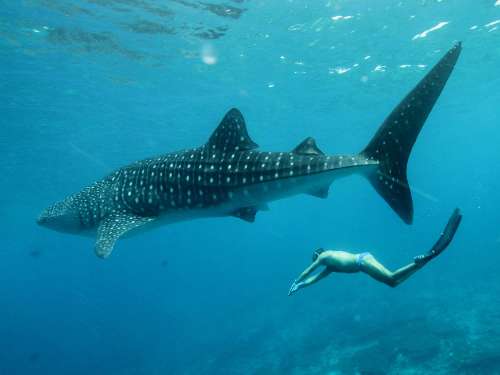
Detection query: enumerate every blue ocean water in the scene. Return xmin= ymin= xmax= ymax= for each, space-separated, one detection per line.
xmin=1 ymin=0 xmax=500 ymax=374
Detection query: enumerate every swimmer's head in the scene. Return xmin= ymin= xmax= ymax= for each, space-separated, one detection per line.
xmin=312 ymin=248 xmax=325 ymax=262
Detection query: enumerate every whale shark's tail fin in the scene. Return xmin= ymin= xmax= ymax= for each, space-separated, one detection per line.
xmin=361 ymin=42 xmax=462 ymax=224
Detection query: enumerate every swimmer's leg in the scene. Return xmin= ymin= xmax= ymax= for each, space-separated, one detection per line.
xmin=360 ymin=255 xmax=421 ymax=288
xmin=362 ymin=208 xmax=462 ymax=287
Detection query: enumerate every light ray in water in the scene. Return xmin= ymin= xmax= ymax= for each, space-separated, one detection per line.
xmin=68 ymin=142 xmax=108 ymax=170
xmin=412 ymin=21 xmax=449 ymax=40
xmin=378 ymin=171 xmax=439 ymax=203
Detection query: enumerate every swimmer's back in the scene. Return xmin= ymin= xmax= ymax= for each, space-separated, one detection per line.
xmin=319 ymin=250 xmax=360 ymax=273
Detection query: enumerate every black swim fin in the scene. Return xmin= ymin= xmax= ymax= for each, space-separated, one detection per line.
xmin=361 ymin=42 xmax=462 ymax=224
xmin=414 ymin=208 xmax=462 ymax=265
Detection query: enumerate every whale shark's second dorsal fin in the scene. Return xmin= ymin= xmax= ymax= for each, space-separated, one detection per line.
xmin=95 ymin=213 xmax=155 ymax=259
xmin=207 ymin=108 xmax=258 ymax=152
xmin=292 ymin=137 xmax=324 ymax=156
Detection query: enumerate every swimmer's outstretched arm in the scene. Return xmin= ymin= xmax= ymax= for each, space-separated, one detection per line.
xmin=288 ymin=268 xmax=331 ymax=296
xmin=294 ymin=258 xmax=321 ymax=284
xmin=299 ymin=268 xmax=332 ymax=288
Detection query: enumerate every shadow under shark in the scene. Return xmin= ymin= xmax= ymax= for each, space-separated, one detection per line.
xmin=38 ymin=43 xmax=462 ymax=259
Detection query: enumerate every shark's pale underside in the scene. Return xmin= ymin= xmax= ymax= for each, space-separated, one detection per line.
xmin=37 ymin=43 xmax=462 ymax=259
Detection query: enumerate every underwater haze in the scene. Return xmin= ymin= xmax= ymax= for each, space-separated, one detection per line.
xmin=2 ymin=0 xmax=500 ymax=374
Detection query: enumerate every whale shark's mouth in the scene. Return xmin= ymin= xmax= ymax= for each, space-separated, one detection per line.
xmin=37 ymin=206 xmax=55 ymax=226
xmin=36 ymin=198 xmax=84 ymax=234
xmin=36 ymin=214 xmax=47 ymax=225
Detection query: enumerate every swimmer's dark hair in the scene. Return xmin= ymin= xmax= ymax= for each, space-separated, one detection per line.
xmin=312 ymin=248 xmax=325 ymax=262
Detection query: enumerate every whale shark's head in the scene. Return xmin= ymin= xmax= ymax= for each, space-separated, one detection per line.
xmin=37 ymin=197 xmax=83 ymax=234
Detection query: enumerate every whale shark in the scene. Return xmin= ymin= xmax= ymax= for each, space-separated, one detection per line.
xmin=37 ymin=43 xmax=462 ymax=259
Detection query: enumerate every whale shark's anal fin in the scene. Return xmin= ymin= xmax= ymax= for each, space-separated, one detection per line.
xmin=361 ymin=42 xmax=462 ymax=224
xmin=232 ymin=206 xmax=266 ymax=222
xmin=207 ymin=108 xmax=258 ymax=152
xmin=95 ymin=213 xmax=155 ymax=259
xmin=233 ymin=207 xmax=258 ymax=222
xmin=308 ymin=186 xmax=330 ymax=199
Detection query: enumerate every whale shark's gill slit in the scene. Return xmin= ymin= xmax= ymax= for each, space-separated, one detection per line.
xmin=361 ymin=42 xmax=462 ymax=224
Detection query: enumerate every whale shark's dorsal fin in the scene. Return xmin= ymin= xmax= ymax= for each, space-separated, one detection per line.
xmin=95 ymin=213 xmax=155 ymax=259
xmin=207 ymin=108 xmax=258 ymax=152
xmin=292 ymin=137 xmax=324 ymax=156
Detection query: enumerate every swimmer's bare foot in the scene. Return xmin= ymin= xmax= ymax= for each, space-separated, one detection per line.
xmin=414 ymin=208 xmax=462 ymax=266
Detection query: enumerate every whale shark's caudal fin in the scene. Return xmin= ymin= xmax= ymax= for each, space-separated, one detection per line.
xmin=361 ymin=42 xmax=462 ymax=224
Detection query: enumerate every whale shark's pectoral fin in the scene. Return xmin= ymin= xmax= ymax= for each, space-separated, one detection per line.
xmin=207 ymin=108 xmax=258 ymax=152
xmin=292 ymin=137 xmax=325 ymax=156
xmin=308 ymin=186 xmax=330 ymax=199
xmin=232 ymin=206 xmax=261 ymax=222
xmin=95 ymin=213 xmax=155 ymax=259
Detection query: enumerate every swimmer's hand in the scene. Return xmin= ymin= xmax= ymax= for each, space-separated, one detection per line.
xmin=288 ymin=281 xmax=304 ymax=296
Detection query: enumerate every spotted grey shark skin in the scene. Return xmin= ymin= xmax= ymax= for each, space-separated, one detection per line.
xmin=37 ymin=42 xmax=462 ymax=259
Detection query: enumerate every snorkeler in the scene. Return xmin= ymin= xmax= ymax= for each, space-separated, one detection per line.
xmin=288 ymin=209 xmax=462 ymax=295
